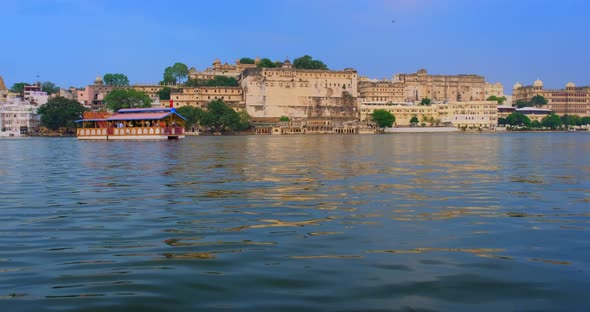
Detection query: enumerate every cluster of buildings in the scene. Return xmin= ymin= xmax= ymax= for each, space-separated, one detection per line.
xmin=2 ymin=57 xmax=590 ymax=136
xmin=0 ymin=77 xmax=47 ymax=136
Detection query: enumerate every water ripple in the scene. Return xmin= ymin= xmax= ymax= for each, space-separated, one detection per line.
xmin=0 ymin=134 xmax=589 ymax=311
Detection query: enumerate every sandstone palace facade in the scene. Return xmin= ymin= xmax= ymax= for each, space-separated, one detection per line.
xmin=513 ymin=79 xmax=590 ymax=116
xmin=359 ymin=69 xmax=503 ymax=104
xmin=240 ymin=60 xmax=358 ymax=121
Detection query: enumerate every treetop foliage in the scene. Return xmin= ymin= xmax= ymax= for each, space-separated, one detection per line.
xmin=506 ymin=112 xmax=530 ymax=127
xmin=103 ymin=73 xmax=130 ymax=86
xmin=10 ymin=82 xmax=29 ymax=94
xmin=541 ymin=113 xmax=562 ymax=130
xmin=239 ymin=57 xmax=255 ymax=64
xmin=37 ymin=96 xmax=87 ymax=130
xmin=293 ymin=55 xmax=328 ymax=70
xmin=162 ymin=63 xmax=189 ymax=85
xmin=185 ymin=76 xmax=238 ymax=87
xmin=515 ymin=95 xmax=547 ymax=108
xmin=157 ymin=87 xmax=171 ymax=100
xmin=371 ymin=109 xmax=395 ymax=130
xmin=103 ymin=89 xmax=151 ymax=112
xmin=486 ymin=95 xmax=507 ymax=104
xmin=41 ymin=81 xmax=60 ymax=95
xmin=175 ymin=100 xmax=250 ymax=133
xmin=257 ymin=58 xmax=278 ymax=68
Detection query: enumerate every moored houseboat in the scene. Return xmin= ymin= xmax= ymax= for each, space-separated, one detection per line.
xmin=76 ymin=108 xmax=186 ymax=140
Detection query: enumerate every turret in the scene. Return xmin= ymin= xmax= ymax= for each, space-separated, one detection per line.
xmin=94 ymin=74 xmax=103 ymax=86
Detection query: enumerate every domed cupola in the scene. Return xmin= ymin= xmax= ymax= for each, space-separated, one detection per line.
xmin=282 ymin=58 xmax=293 ymax=69
xmin=94 ymin=74 xmax=103 ymax=85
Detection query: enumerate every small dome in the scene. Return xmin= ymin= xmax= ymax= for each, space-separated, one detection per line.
xmin=282 ymin=58 xmax=293 ymax=69
xmin=94 ymin=74 xmax=103 ymax=85
xmin=513 ymin=82 xmax=522 ymax=89
xmin=213 ymin=58 xmax=221 ymax=65
xmin=533 ymin=79 xmax=543 ymax=87
xmin=566 ymin=82 xmax=575 ymax=88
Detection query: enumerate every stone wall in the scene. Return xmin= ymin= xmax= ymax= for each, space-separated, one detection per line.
xmin=242 ymin=67 xmax=358 ymax=119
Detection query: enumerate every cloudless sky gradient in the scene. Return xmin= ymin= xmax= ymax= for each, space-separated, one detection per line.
xmin=1 ymin=0 xmax=589 ymax=93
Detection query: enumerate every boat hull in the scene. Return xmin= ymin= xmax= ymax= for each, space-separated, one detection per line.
xmin=76 ymin=127 xmax=185 ymax=140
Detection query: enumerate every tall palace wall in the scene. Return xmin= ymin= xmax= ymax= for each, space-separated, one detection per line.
xmin=240 ymin=67 xmax=359 ymax=120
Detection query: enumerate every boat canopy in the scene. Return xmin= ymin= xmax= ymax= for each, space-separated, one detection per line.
xmin=76 ymin=107 xmax=186 ymax=123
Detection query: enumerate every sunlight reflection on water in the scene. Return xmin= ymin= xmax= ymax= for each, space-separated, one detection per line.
xmin=0 ymin=133 xmax=589 ymax=311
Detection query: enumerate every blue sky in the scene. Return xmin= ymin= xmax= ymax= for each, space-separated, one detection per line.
xmin=1 ymin=0 xmax=589 ymax=93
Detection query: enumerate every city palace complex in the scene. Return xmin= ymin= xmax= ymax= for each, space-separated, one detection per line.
xmin=1 ymin=56 xmax=590 ymax=135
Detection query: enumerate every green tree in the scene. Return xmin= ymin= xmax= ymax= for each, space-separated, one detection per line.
xmin=157 ymin=87 xmax=171 ymax=100
xmin=530 ymin=120 xmax=542 ymax=128
xmin=185 ymin=78 xmax=206 ymax=87
xmin=176 ymin=105 xmax=203 ymax=131
xmin=420 ymin=98 xmax=431 ymax=105
xmin=571 ymin=115 xmax=582 ymax=126
xmin=506 ymin=112 xmax=531 ymax=128
xmin=240 ymin=57 xmax=255 ymax=64
xmin=279 ymin=116 xmax=290 ymax=122
xmin=498 ymin=117 xmax=507 ymax=126
xmin=103 ymin=73 xmax=130 ymax=86
xmin=530 ymin=95 xmax=548 ymax=107
xmin=104 ymin=89 xmax=151 ymax=112
xmin=10 ymin=82 xmax=28 ymax=94
xmin=37 ymin=97 xmax=87 ymax=131
xmin=207 ymin=76 xmax=238 ymax=86
xmin=371 ymin=109 xmax=395 ymax=132
xmin=237 ymin=111 xmax=251 ymax=131
xmin=561 ymin=114 xmax=581 ymax=129
xmin=541 ymin=113 xmax=562 ymax=130
xmin=172 ymin=63 xmax=189 ymax=84
xmin=162 ymin=66 xmax=175 ymax=85
xmin=162 ymin=62 xmax=189 ymax=85
xmin=410 ymin=116 xmax=419 ymax=127
xmin=41 ymin=81 xmax=60 ymax=95
xmin=580 ymin=116 xmax=590 ymax=126
xmin=293 ymin=55 xmax=328 ymax=70
xmin=200 ymin=99 xmax=242 ymax=133
xmin=515 ymin=100 xmax=529 ymax=108
xmin=257 ymin=58 xmax=277 ymax=68
xmin=486 ymin=95 xmax=507 ymax=104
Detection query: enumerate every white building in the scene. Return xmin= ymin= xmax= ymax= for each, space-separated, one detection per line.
xmin=0 ymin=97 xmax=40 ymax=136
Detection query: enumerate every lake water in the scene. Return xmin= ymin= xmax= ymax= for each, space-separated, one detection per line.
xmin=1 ymin=133 xmax=589 ymax=311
